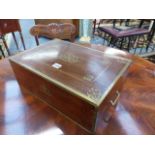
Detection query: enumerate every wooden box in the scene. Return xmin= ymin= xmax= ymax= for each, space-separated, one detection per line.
xmin=9 ymin=39 xmax=132 ymax=133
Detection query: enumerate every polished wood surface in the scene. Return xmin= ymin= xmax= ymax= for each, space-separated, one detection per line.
xmin=10 ymin=60 xmax=96 ymax=132
xmin=9 ymin=40 xmax=131 ymax=132
xmin=0 ymin=43 xmax=155 ymax=134
xmin=9 ymin=40 xmax=131 ymax=105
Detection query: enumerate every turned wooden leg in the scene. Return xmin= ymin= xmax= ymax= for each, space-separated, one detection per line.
xmin=35 ymin=36 xmax=39 ymax=46
xmin=12 ymin=32 xmax=19 ymax=50
xmin=2 ymin=36 xmax=11 ymax=56
xmin=0 ymin=45 xmax=5 ymax=57
xmin=19 ymin=32 xmax=26 ymax=50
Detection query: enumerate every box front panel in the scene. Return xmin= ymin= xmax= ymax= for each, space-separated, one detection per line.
xmin=10 ymin=61 xmax=96 ymax=132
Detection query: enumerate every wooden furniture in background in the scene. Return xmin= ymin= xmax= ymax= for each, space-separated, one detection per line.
xmin=31 ymin=19 xmax=79 ymax=46
xmin=72 ymin=19 xmax=79 ymax=37
xmin=30 ymin=23 xmax=76 ymax=45
xmin=35 ymin=19 xmax=79 ymax=37
xmin=97 ymin=19 xmax=155 ymax=52
xmin=0 ymin=45 xmax=5 ymax=57
xmin=0 ymin=43 xmax=155 ymax=134
xmin=0 ymin=19 xmax=26 ymax=56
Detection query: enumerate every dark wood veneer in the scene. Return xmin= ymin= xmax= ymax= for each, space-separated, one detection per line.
xmin=0 ymin=43 xmax=155 ymax=134
xmin=9 ymin=61 xmax=96 ymax=132
xmin=9 ymin=40 xmax=130 ymax=132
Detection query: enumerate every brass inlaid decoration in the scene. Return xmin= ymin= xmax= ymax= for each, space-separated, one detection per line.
xmin=83 ymin=74 xmax=94 ymax=82
xmin=40 ymin=85 xmax=52 ymax=96
xmin=58 ymin=53 xmax=79 ymax=63
xmin=9 ymin=39 xmax=132 ymax=107
xmin=86 ymin=87 xmax=102 ymax=102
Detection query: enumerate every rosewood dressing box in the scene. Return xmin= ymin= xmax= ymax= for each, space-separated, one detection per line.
xmin=9 ymin=39 xmax=132 ymax=132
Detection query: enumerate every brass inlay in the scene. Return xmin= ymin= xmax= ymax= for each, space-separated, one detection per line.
xmin=58 ymin=53 xmax=79 ymax=63
xmin=9 ymin=39 xmax=132 ymax=107
xmin=83 ymin=74 xmax=94 ymax=82
xmin=86 ymin=87 xmax=102 ymax=101
xmin=40 ymin=85 xmax=52 ymax=96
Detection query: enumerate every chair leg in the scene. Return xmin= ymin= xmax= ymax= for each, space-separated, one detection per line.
xmin=125 ymin=19 xmax=130 ymax=26
xmin=139 ymin=35 xmax=145 ymax=54
xmin=152 ymin=44 xmax=155 ymax=51
xmin=0 ymin=45 xmax=5 ymax=57
xmin=108 ymin=37 xmax=113 ymax=46
xmin=133 ymin=36 xmax=141 ymax=54
xmin=93 ymin=19 xmax=96 ymax=36
xmin=146 ymin=42 xmax=150 ymax=52
xmin=120 ymin=37 xmax=124 ymax=49
xmin=103 ymin=33 xmax=106 ymax=44
xmin=12 ymin=32 xmax=19 ymax=50
xmin=2 ymin=36 xmax=11 ymax=56
xmin=146 ymin=33 xmax=154 ymax=52
xmin=19 ymin=32 xmax=26 ymax=50
xmin=127 ymin=37 xmax=131 ymax=52
xmin=112 ymin=38 xmax=117 ymax=47
xmin=35 ymin=36 xmax=39 ymax=46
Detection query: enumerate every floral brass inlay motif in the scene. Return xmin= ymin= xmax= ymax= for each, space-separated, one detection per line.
xmin=86 ymin=87 xmax=102 ymax=101
xmin=83 ymin=74 xmax=94 ymax=82
xmin=58 ymin=54 xmax=79 ymax=63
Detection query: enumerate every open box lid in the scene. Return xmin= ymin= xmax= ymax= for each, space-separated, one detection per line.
xmin=9 ymin=39 xmax=132 ymax=107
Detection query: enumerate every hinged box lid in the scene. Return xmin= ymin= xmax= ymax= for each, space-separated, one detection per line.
xmin=9 ymin=39 xmax=132 ymax=107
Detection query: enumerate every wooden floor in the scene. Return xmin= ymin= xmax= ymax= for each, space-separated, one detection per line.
xmin=0 ymin=44 xmax=155 ymax=134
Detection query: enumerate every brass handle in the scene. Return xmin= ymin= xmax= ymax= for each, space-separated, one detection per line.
xmin=110 ymin=91 xmax=120 ymax=106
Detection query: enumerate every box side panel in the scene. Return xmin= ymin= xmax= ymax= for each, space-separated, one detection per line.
xmin=95 ymin=76 xmax=123 ymax=132
xmin=10 ymin=61 xmax=96 ymax=132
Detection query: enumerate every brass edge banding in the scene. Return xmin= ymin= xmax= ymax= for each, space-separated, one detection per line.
xmin=9 ymin=58 xmax=97 ymax=107
xmin=9 ymin=39 xmax=132 ymax=108
xmin=69 ymin=40 xmax=132 ymax=63
xmin=96 ymin=60 xmax=132 ymax=106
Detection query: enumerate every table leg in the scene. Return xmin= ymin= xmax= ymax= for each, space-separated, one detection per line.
xmin=12 ymin=32 xmax=19 ymax=50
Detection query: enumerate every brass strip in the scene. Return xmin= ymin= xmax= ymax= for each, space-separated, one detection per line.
xmin=9 ymin=39 xmax=132 ymax=107
xmin=96 ymin=59 xmax=132 ymax=106
xmin=9 ymin=58 xmax=96 ymax=106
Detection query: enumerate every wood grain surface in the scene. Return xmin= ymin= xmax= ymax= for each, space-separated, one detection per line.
xmin=0 ymin=43 xmax=155 ymax=134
